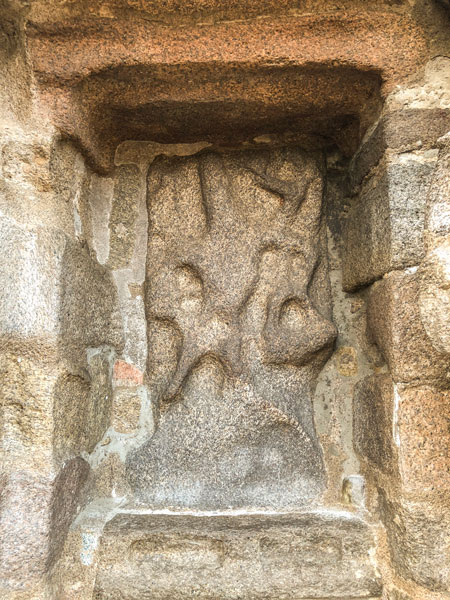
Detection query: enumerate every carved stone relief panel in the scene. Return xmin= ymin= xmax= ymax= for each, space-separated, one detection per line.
xmin=126 ymin=147 xmax=337 ymax=509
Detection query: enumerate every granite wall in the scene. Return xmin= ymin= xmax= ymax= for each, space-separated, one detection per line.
xmin=0 ymin=1 xmax=449 ymax=599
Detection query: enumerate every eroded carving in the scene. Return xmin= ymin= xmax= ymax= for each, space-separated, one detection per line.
xmin=127 ymin=147 xmax=337 ymax=509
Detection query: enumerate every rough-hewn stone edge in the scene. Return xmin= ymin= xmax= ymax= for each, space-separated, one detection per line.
xmin=350 ymin=109 xmax=450 ymax=187
xmin=93 ymin=509 xmax=382 ymax=599
xmin=0 ymin=458 xmax=90 ymax=593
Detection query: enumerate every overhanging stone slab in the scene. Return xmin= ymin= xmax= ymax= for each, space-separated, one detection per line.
xmin=93 ymin=510 xmax=382 ymax=599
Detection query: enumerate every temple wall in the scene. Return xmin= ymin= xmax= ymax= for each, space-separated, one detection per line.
xmin=0 ymin=1 xmax=449 ymax=599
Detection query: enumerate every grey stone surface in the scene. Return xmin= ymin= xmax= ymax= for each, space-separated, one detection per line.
xmin=419 ymin=238 xmax=450 ymax=355
xmin=0 ymin=458 xmax=89 ymax=593
xmin=107 ymin=164 xmax=143 ymax=269
xmin=425 ymin=132 xmax=450 ymax=241
xmin=127 ymin=148 xmax=337 ymax=509
xmin=350 ymin=108 xmax=450 ymax=186
xmin=0 ymin=215 xmax=67 ymax=340
xmin=0 ymin=214 xmax=123 ymax=369
xmin=421 ymin=136 xmax=450 ymax=355
xmin=53 ymin=347 xmax=115 ymax=462
xmin=367 ymin=269 xmax=450 ymax=387
xmin=343 ymin=157 xmax=436 ymax=291
xmin=93 ymin=510 xmax=382 ymax=600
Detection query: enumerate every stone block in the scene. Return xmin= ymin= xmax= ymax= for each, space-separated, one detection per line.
xmin=344 ymin=156 xmax=436 ymax=291
xmin=0 ymin=458 xmax=89 ymax=593
xmin=353 ymin=374 xmax=396 ymax=475
xmin=0 ymin=215 xmax=67 ymax=340
xmin=351 ymin=108 xmax=450 ymax=186
xmin=0 ymin=215 xmax=123 ymax=369
xmin=379 ymin=492 xmax=450 ymax=592
xmin=419 ymin=237 xmax=450 ymax=355
xmin=1 ymin=347 xmax=114 ymax=469
xmin=0 ymin=352 xmax=60 ymax=469
xmin=354 ymin=375 xmax=450 ymax=493
xmin=93 ymin=511 xmax=382 ymax=600
xmin=395 ymin=385 xmax=450 ymax=493
xmin=367 ymin=270 xmax=450 ymax=387
xmin=1 ymin=138 xmax=52 ymax=193
xmin=343 ymin=156 xmax=436 ymax=291
xmin=53 ymin=347 xmax=114 ymax=462
xmin=425 ymin=133 xmax=450 ymax=242
xmin=58 ymin=235 xmax=124 ymax=369
xmin=0 ymin=470 xmax=49 ymax=593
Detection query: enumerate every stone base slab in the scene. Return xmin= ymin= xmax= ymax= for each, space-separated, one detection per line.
xmin=93 ymin=510 xmax=382 ymax=599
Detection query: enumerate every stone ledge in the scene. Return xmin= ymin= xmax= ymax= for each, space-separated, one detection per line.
xmin=93 ymin=510 xmax=382 ymax=599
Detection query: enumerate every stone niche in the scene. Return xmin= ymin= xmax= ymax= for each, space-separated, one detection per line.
xmin=129 ymin=146 xmax=336 ymax=509
xmin=1 ymin=2 xmax=450 ymax=600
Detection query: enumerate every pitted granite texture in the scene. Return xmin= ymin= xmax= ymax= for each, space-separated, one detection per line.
xmin=25 ymin=4 xmax=432 ymax=171
xmin=93 ymin=511 xmax=382 ymax=600
xmin=126 ymin=147 xmax=336 ymax=509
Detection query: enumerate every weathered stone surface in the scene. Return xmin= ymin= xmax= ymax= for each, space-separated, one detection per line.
xmin=425 ymin=132 xmax=450 ymax=242
xmin=87 ymin=453 xmax=131 ymax=499
xmin=111 ymin=387 xmax=142 ymax=434
xmin=379 ymin=493 xmax=450 ymax=592
xmin=419 ymin=135 xmax=450 ymax=358
xmin=351 ymin=109 xmax=450 ymax=186
xmin=26 ymin=5 xmax=432 ymax=171
xmin=107 ymin=164 xmax=142 ymax=269
xmin=343 ymin=156 xmax=436 ymax=291
xmin=0 ymin=216 xmax=67 ymax=341
xmin=48 ymin=457 xmax=91 ymax=566
xmin=53 ymin=347 xmax=115 ymax=462
xmin=0 ymin=470 xmax=50 ymax=592
xmin=367 ymin=270 xmax=450 ymax=386
xmin=354 ymin=375 xmax=450 ymax=493
xmin=395 ymin=385 xmax=450 ymax=493
xmin=353 ymin=374 xmax=396 ymax=475
xmin=0 ymin=216 xmax=123 ymax=369
xmin=0 ymin=3 xmax=31 ymax=124
xmin=21 ymin=0 xmax=440 ymax=25
xmin=127 ymin=148 xmax=336 ymax=509
xmin=1 ymin=347 xmax=115 ymax=469
xmin=0 ymin=458 xmax=89 ymax=593
xmin=58 ymin=238 xmax=123 ymax=370
xmin=93 ymin=511 xmax=382 ymax=600
xmin=0 ymin=132 xmax=90 ymax=237
xmin=1 ymin=352 xmax=61 ymax=468
xmin=385 ymin=588 xmax=412 ymax=600
xmin=419 ymin=238 xmax=450 ymax=355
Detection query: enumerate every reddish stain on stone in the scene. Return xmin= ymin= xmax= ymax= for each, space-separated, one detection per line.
xmin=113 ymin=360 xmax=144 ymax=386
